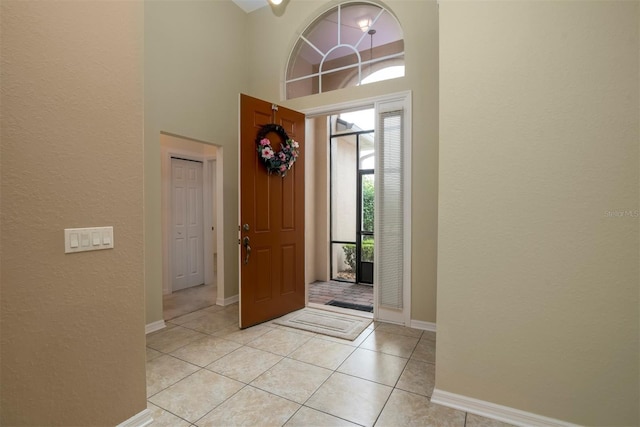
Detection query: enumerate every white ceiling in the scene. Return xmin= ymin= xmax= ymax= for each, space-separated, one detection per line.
xmin=232 ymin=0 xmax=268 ymax=13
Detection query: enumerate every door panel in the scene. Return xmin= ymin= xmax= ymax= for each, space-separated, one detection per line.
xmin=240 ymin=94 xmax=305 ymax=328
xmin=282 ymin=177 xmax=295 ymax=229
xmin=281 ymin=245 xmax=296 ymax=294
xmin=172 ymin=158 xmax=204 ymax=291
xmin=173 ymin=161 xmax=187 ymax=289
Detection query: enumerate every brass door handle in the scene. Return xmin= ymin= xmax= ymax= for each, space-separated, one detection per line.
xmin=243 ymin=236 xmax=251 ymax=264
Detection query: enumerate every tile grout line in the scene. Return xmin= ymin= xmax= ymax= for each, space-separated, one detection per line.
xmin=147 ymin=400 xmax=193 ymax=426
xmin=146 ymin=365 xmax=202 ymax=400
xmin=294 ymin=321 xmax=391 ymax=426
xmin=276 ymin=321 xmax=378 ymax=425
xmin=149 ymin=306 xmax=441 ymax=426
xmin=190 ymin=382 xmax=251 ymax=426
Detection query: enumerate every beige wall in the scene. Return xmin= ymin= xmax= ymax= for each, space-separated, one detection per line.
xmin=305 ymin=120 xmax=318 ymax=286
xmin=305 ymin=115 xmax=331 ymax=285
xmin=313 ymin=117 xmax=331 ymax=282
xmin=0 ymin=1 xmax=146 ymax=425
xmin=438 ymin=1 xmax=639 ymax=425
xmin=333 ymin=136 xmax=358 ymax=242
xmin=246 ymin=0 xmax=440 ymax=322
xmin=145 ymin=1 xmax=249 ymax=322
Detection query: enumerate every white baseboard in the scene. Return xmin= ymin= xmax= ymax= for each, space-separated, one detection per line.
xmin=117 ymin=408 xmax=153 ymax=427
xmin=430 ymin=389 xmax=581 ymax=427
xmin=410 ymin=319 xmax=436 ymax=332
xmin=216 ymin=294 xmax=239 ymax=306
xmin=145 ymin=320 xmax=166 ymax=335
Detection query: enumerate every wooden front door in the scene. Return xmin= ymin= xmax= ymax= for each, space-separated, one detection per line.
xmin=239 ymin=94 xmax=305 ymax=328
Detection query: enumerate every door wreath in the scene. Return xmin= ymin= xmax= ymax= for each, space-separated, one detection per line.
xmin=255 ymin=124 xmax=299 ymax=177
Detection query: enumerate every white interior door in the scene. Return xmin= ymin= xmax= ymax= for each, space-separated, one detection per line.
xmin=172 ymin=157 xmax=204 ymax=291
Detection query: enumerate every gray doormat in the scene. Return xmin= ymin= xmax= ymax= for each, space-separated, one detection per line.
xmin=326 ymin=300 xmax=373 ymax=313
xmin=273 ymin=307 xmax=372 ymax=341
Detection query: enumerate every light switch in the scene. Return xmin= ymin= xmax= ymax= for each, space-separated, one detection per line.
xmin=65 ymin=226 xmax=114 ymax=253
xmin=70 ymin=233 xmax=79 ymax=248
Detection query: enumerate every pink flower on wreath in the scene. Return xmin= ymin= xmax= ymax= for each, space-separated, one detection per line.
xmin=261 ymin=146 xmax=274 ymax=159
xmin=291 ymin=140 xmax=299 ymax=149
xmin=278 ymin=152 xmax=286 ymax=161
xmin=279 ymin=164 xmax=287 ymax=172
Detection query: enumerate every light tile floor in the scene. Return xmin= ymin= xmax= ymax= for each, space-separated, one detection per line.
xmin=147 ymin=303 xmax=514 ymax=427
xmin=164 ymin=284 xmax=218 ymax=320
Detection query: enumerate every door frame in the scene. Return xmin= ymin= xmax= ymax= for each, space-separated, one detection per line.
xmin=170 ymin=157 xmax=205 ymax=291
xmin=302 ymin=90 xmax=412 ymax=325
xmin=161 ymin=134 xmax=224 ymax=297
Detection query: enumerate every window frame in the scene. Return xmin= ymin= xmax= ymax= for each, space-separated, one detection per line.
xmin=285 ymin=1 xmax=405 ymax=100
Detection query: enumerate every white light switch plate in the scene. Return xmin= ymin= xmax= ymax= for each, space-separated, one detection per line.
xmin=65 ymin=226 xmax=114 ymax=253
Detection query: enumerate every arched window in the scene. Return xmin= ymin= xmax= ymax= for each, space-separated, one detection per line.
xmin=285 ymin=1 xmax=404 ymax=99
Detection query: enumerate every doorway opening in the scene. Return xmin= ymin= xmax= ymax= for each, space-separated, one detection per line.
xmin=160 ymin=133 xmax=223 ymax=321
xmin=309 ymin=108 xmax=375 ymax=314
xmin=305 ymin=91 xmax=412 ymax=325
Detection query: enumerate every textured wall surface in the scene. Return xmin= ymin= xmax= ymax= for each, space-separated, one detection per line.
xmin=438 ymin=1 xmax=639 ymax=425
xmin=0 ymin=1 xmax=146 ymax=424
xmin=312 ymin=116 xmax=330 ymax=282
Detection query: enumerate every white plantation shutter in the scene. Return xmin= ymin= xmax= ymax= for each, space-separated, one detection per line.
xmin=377 ymin=109 xmax=404 ymax=309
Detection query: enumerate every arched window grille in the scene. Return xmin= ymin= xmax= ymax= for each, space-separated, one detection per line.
xmin=285 ymin=1 xmax=404 ymax=99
